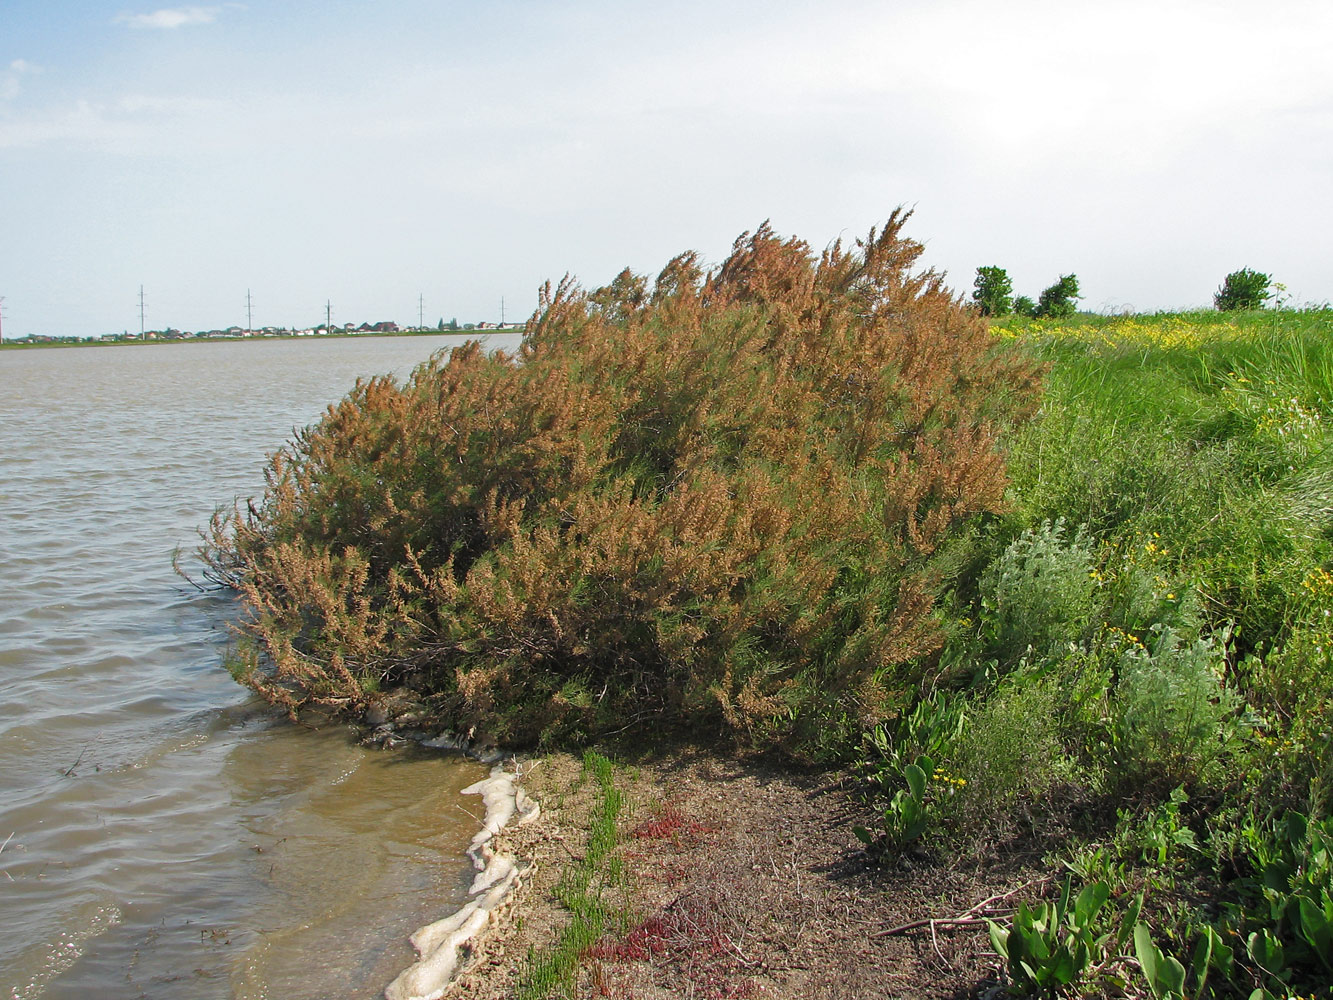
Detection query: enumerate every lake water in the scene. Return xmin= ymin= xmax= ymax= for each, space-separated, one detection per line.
xmin=0 ymin=334 xmax=521 ymax=999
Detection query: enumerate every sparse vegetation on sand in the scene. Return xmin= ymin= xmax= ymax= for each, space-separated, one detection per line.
xmin=203 ymin=218 xmax=1333 ymax=997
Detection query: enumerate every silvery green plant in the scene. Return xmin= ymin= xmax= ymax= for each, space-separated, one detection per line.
xmin=980 ymin=518 xmax=1097 ymax=672
xmin=1112 ymin=625 xmax=1240 ymax=789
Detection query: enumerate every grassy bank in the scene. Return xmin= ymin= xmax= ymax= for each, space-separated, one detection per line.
xmin=201 ymin=217 xmax=1332 ymax=995
xmin=851 ymin=308 xmax=1332 ymax=998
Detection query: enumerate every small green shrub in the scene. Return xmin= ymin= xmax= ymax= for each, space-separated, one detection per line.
xmin=946 ymin=676 xmax=1078 ymax=844
xmin=1133 ymin=922 xmax=1234 ymax=1000
xmin=979 ymin=519 xmax=1097 ymax=671
xmin=986 ymin=878 xmax=1112 ymax=996
xmin=1112 ymin=626 xmax=1242 ymax=792
xmin=1130 ymin=786 xmax=1200 ymax=869
xmin=853 ymin=753 xmax=937 ymax=856
xmin=1215 ymin=268 xmax=1272 ymax=311
xmin=1239 ymin=811 xmax=1333 ymax=986
xmin=856 ymin=689 xmax=966 ymax=799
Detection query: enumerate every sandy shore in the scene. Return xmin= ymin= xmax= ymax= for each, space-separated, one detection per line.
xmin=412 ymin=744 xmax=1044 ymax=1000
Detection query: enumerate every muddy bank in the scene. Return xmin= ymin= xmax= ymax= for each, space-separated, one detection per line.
xmin=430 ymin=746 xmax=1042 ymax=1000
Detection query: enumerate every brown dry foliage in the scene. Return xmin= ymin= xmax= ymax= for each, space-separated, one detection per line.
xmin=202 ymin=211 xmax=1042 ymax=748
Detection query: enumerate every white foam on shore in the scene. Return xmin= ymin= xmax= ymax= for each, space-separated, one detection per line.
xmin=384 ymin=762 xmax=540 ymax=1000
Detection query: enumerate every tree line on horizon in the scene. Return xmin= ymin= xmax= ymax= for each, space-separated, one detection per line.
xmin=971 ymin=266 xmax=1276 ymax=317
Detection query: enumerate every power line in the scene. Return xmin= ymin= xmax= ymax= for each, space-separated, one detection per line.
xmin=139 ymin=285 xmax=146 ymax=339
xmin=418 ymin=293 xmax=424 ymax=332
xmin=246 ymin=289 xmax=254 ymax=332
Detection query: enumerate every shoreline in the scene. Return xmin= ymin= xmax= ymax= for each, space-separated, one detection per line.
xmin=0 ymin=330 xmax=503 ymax=351
xmin=385 ymin=759 xmax=541 ymax=1000
xmin=428 ymin=745 xmax=1033 ymax=1000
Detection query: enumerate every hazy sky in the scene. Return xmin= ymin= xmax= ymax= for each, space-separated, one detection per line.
xmin=3 ymin=1 xmax=1330 ymax=338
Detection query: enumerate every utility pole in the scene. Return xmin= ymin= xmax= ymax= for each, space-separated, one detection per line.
xmin=0 ymin=296 xmax=6 ymax=345
xmin=326 ymin=300 xmax=332 ymax=332
xmin=246 ymin=289 xmax=254 ymax=333
xmin=500 ymin=296 xmax=505 ymax=326
xmin=418 ymin=293 xmax=424 ymax=332
xmin=139 ymin=285 xmax=146 ymax=339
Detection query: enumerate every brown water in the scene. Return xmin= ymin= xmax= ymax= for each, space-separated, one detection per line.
xmin=0 ymin=334 xmax=521 ymax=999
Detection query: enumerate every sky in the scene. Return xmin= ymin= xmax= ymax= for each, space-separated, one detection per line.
xmin=2 ymin=0 xmax=1331 ymax=338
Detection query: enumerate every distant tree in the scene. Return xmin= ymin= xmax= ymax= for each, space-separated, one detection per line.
xmin=1035 ymin=274 xmax=1081 ymax=318
xmin=1214 ymin=268 xmax=1271 ymax=311
xmin=1012 ymin=295 xmax=1037 ymax=317
xmin=447 ymin=317 xmax=460 ymax=331
xmin=437 ymin=317 xmax=445 ymax=330
xmin=972 ymin=266 xmax=1014 ymax=316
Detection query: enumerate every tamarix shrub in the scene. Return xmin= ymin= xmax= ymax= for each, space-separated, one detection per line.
xmin=201 ymin=212 xmax=1042 ymax=747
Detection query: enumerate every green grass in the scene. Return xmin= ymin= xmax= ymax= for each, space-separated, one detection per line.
xmin=514 ymin=751 xmax=626 ymax=1000
xmin=855 ymin=308 xmax=1333 ymax=997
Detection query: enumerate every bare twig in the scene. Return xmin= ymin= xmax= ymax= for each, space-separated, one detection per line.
xmin=875 ymin=879 xmax=1041 ymax=938
xmin=1 ymin=831 xmax=17 ymax=881
xmin=61 ymin=745 xmax=88 ymax=778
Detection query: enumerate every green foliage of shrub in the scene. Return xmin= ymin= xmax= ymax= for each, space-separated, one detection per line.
xmin=202 ymin=212 xmax=1041 ymax=747
xmin=979 ymin=518 xmax=1097 ymax=671
xmin=945 ymin=675 xmax=1078 ymax=844
xmin=1215 ymin=268 xmax=1272 ymax=311
xmin=1035 ymin=274 xmax=1082 ymax=318
xmin=855 ymin=308 xmax=1333 ymax=998
xmin=1112 ymin=626 xmax=1242 ymax=793
xmin=973 ymin=265 xmax=1014 ymax=317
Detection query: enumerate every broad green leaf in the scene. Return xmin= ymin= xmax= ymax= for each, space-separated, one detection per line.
xmin=1135 ymin=924 xmax=1161 ymax=989
xmin=1246 ymin=929 xmax=1285 ymax=976
xmin=1074 ymin=881 xmax=1109 ymax=928
xmin=1159 ymin=955 xmax=1186 ymax=996
xmin=1116 ymin=893 xmax=1144 ymax=953
xmin=1285 ymin=810 xmax=1308 ymax=850
xmin=1190 ymin=926 xmax=1212 ymax=986
xmin=1047 ymin=947 xmax=1077 ymax=986
xmin=1297 ymin=895 xmax=1333 ymax=967
xmin=904 ymin=762 xmax=926 ymax=802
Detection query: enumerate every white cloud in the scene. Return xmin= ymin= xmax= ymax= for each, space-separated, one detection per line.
xmin=0 ymin=90 xmax=240 ymax=150
xmin=117 ymin=6 xmax=222 ymax=29
xmin=2 ymin=59 xmax=39 ymax=102
xmin=0 ymin=100 xmax=147 ymax=149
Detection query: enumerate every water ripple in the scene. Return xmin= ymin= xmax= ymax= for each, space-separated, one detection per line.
xmin=1 ymin=336 xmax=513 ymax=999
